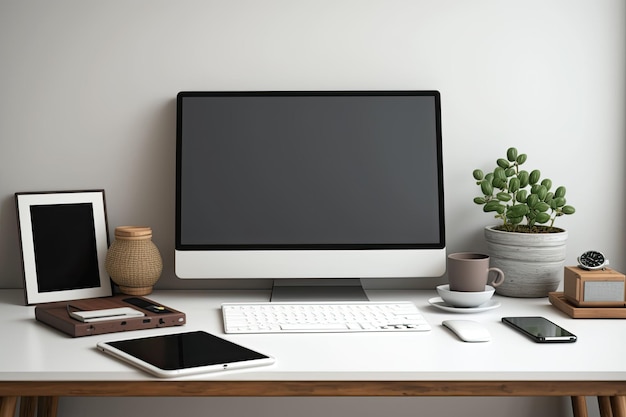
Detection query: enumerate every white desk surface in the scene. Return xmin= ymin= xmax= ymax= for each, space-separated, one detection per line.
xmin=1 ymin=289 xmax=624 ymax=382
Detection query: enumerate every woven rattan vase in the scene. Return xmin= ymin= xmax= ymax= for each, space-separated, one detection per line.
xmin=105 ymin=226 xmax=163 ymax=295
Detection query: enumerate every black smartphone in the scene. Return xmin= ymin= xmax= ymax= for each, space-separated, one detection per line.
xmin=123 ymin=297 xmax=173 ymax=314
xmin=502 ymin=316 xmax=577 ymax=343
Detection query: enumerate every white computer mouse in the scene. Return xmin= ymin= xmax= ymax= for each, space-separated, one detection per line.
xmin=442 ymin=320 xmax=491 ymax=342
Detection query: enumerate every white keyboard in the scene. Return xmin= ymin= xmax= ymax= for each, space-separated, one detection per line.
xmin=222 ymin=301 xmax=431 ymax=334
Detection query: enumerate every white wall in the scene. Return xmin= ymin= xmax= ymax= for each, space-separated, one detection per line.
xmin=1 ymin=1 xmax=624 ymax=416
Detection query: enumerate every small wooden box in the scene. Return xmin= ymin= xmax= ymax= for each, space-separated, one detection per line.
xmin=563 ymin=266 xmax=626 ymax=307
xmin=34 ymin=295 xmax=186 ymax=337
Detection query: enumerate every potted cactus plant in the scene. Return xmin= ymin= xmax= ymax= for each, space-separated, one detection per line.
xmin=472 ymin=147 xmax=575 ymax=297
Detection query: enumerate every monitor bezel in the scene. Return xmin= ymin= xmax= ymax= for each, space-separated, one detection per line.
xmin=175 ymin=90 xmax=445 ymax=255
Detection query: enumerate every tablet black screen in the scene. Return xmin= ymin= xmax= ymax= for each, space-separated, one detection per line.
xmin=107 ymin=331 xmax=270 ymax=371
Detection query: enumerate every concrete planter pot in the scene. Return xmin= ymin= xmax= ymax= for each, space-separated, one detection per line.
xmin=484 ymin=225 xmax=568 ymax=298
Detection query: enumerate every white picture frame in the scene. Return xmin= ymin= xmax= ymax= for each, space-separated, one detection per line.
xmin=15 ymin=190 xmax=112 ymax=305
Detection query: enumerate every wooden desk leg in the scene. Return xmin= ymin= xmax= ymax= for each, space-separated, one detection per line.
xmin=0 ymin=396 xmax=18 ymax=417
xmin=19 ymin=397 xmax=37 ymax=417
xmin=599 ymin=396 xmax=614 ymax=417
xmin=611 ymin=396 xmax=626 ymax=417
xmin=572 ymin=396 xmax=589 ymax=417
xmin=37 ymin=397 xmax=59 ymax=417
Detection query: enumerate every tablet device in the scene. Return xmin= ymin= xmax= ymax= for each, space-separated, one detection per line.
xmin=97 ymin=330 xmax=275 ymax=378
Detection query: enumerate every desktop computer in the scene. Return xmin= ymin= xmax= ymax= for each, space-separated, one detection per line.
xmin=175 ymin=90 xmax=446 ymax=331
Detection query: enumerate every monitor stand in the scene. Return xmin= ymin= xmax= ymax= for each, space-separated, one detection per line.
xmin=270 ymin=278 xmax=369 ymax=302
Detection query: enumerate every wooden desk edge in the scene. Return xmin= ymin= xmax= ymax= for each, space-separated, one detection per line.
xmin=1 ymin=380 xmax=626 ymax=397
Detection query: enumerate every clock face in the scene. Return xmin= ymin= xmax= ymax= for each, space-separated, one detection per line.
xmin=579 ymin=251 xmax=606 ymax=269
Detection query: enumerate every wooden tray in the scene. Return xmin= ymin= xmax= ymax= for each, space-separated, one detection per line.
xmin=549 ymin=292 xmax=626 ymax=318
xmin=35 ymin=295 xmax=186 ymax=337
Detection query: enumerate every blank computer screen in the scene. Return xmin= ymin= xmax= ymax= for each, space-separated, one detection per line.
xmin=178 ymin=93 xmax=443 ymax=249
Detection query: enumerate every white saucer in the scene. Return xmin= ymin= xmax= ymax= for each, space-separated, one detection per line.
xmin=428 ymin=297 xmax=501 ymax=313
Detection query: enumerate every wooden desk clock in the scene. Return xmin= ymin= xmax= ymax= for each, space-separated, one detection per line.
xmin=564 ymin=266 xmax=626 ymax=307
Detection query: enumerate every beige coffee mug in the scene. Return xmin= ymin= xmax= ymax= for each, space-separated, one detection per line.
xmin=447 ymin=252 xmax=505 ymax=292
